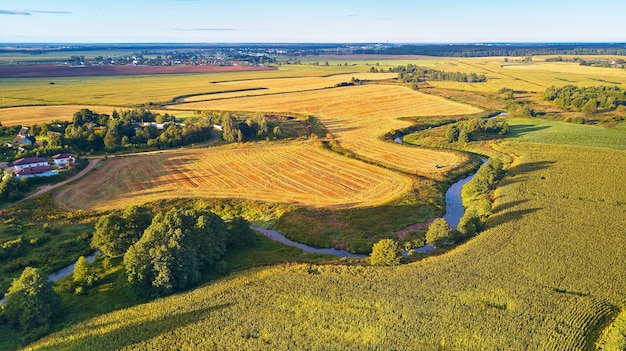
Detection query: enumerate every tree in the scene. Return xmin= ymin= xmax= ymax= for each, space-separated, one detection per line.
xmin=4 ymin=267 xmax=59 ymax=333
xmin=582 ymin=99 xmax=597 ymax=115
xmin=73 ymin=256 xmax=97 ymax=293
xmin=370 ymin=239 xmax=401 ymax=266
xmin=103 ymin=128 xmax=120 ymax=151
xmin=91 ymin=205 xmax=152 ymax=257
xmin=445 ymin=125 xmax=459 ymax=143
xmin=426 ymin=218 xmax=455 ymax=247
xmin=123 ymin=207 xmax=227 ymax=296
xmin=273 ymin=126 xmax=282 ymax=137
xmin=92 ymin=213 xmax=130 ymax=257
xmin=457 ymin=208 xmax=483 ymax=238
xmin=226 ymin=217 xmax=256 ymax=249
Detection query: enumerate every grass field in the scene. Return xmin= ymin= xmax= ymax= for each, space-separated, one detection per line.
xmin=53 ymin=142 xmax=411 ymax=212
xmin=28 ymin=116 xmax=626 ymax=350
xmin=173 ymin=84 xmax=481 ymax=178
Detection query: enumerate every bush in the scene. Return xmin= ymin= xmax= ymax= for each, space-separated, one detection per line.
xmin=426 ymin=218 xmax=455 ymax=247
xmin=370 ymin=239 xmax=401 ymax=266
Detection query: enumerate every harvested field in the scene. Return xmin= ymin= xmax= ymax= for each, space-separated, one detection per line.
xmin=0 ymin=64 xmax=275 ymax=78
xmin=173 ymin=85 xmax=481 ymax=178
xmin=0 ymin=105 xmax=123 ymax=125
xmin=182 ymin=73 xmax=397 ymax=102
xmin=54 ymin=143 xmax=411 ymax=211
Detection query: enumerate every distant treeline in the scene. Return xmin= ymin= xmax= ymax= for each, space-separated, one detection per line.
xmin=543 ymin=85 xmax=626 ymax=113
xmin=364 ymin=43 xmax=626 ymax=57
xmin=545 ymin=56 xmax=625 ymax=68
xmin=392 ymin=64 xmax=486 ymax=83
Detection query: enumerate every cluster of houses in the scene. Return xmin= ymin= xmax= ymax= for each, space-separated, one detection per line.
xmin=10 ymin=153 xmax=75 ymax=178
xmin=2 ymin=126 xmax=77 ymax=178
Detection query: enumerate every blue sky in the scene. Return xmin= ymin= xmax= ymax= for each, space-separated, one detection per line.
xmin=1 ymin=0 xmax=625 ymax=43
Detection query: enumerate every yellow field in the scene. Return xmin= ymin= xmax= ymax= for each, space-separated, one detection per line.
xmin=172 ymin=84 xmax=481 ymax=178
xmin=0 ymin=105 xmax=125 ymax=126
xmin=54 ymin=142 xmax=411 ymax=211
xmin=419 ymin=57 xmax=626 ymax=93
xmin=182 ymin=72 xmax=396 ymax=102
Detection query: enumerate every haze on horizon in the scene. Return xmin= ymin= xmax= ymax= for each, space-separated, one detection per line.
xmin=1 ymin=0 xmax=625 ymax=44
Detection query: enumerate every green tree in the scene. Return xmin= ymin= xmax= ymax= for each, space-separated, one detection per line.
xmin=226 ymin=217 xmax=256 ymax=249
xmin=370 ymin=239 xmax=401 ymax=266
xmin=445 ymin=124 xmax=459 ymax=143
xmin=582 ymin=99 xmax=597 ymax=115
xmin=458 ymin=129 xmax=469 ymax=144
xmin=91 ymin=205 xmax=152 ymax=257
xmin=91 ymin=213 xmax=130 ymax=257
xmin=457 ymin=208 xmax=483 ymax=238
xmin=103 ymin=128 xmax=121 ymax=151
xmin=426 ymin=218 xmax=455 ymax=247
xmin=73 ymin=256 xmax=97 ymax=293
xmin=4 ymin=267 xmax=59 ymax=333
xmin=123 ymin=207 xmax=227 ymax=296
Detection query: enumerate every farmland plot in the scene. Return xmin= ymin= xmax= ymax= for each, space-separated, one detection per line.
xmin=173 ymin=84 xmax=481 ymax=178
xmin=54 ymin=142 xmax=411 ymax=211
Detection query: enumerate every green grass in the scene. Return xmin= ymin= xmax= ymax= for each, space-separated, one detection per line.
xmin=507 ymin=117 xmax=626 ymax=149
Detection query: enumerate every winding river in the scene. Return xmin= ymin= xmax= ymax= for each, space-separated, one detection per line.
xmin=254 ymin=160 xmax=487 ymax=257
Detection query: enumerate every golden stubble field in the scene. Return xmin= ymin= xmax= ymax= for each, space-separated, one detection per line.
xmin=172 ymin=84 xmax=481 ymax=178
xmin=54 ymin=142 xmax=412 ymax=211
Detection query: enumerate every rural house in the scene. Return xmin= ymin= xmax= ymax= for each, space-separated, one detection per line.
xmin=12 ymin=157 xmax=57 ymax=178
xmin=52 ymin=153 xmax=76 ymax=168
xmin=9 ymin=127 xmax=36 ymax=147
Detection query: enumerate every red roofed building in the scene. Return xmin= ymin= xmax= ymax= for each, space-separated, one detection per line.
xmin=12 ymin=157 xmax=58 ymax=178
xmin=12 ymin=157 xmax=49 ymax=171
xmin=52 ymin=153 xmax=75 ymax=168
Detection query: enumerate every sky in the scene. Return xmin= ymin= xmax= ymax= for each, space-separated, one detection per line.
xmin=1 ymin=0 xmax=625 ymax=43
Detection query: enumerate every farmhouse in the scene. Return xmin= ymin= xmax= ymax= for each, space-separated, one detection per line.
xmin=12 ymin=157 xmax=58 ymax=178
xmin=52 ymin=153 xmax=76 ymax=168
xmin=9 ymin=127 xmax=36 ymax=147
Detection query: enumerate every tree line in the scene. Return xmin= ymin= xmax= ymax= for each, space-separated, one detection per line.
xmin=543 ymin=85 xmax=626 ymax=114
xmin=445 ymin=118 xmax=509 ymax=144
xmin=0 ymin=108 xmax=215 ymax=162
xmin=391 ymin=64 xmax=486 ymax=85
xmin=363 ymin=43 xmax=626 ymax=57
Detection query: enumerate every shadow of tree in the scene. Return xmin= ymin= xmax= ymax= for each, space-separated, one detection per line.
xmin=507 ymin=123 xmax=551 ymax=137
xmin=34 ymin=303 xmax=232 ymax=351
xmin=486 ymin=208 xmax=541 ymax=228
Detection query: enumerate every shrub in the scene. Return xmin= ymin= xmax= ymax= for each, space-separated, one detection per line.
xmin=370 ymin=239 xmax=401 ymax=266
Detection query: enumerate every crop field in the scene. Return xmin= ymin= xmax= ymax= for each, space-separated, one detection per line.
xmin=53 ymin=142 xmax=411 ymax=212
xmin=30 ymin=119 xmax=626 ymax=350
xmin=421 ymin=57 xmax=626 ymax=93
xmin=173 ymin=84 xmax=481 ymax=178
xmin=0 ymin=105 xmax=124 ymax=125
xmin=0 ymin=68 xmax=367 ymax=108
xmin=181 ymin=72 xmax=396 ymax=102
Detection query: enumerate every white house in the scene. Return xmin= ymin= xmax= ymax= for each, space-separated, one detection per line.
xmin=12 ymin=157 xmax=57 ymax=178
xmin=12 ymin=157 xmax=49 ymax=171
xmin=52 ymin=153 xmax=76 ymax=168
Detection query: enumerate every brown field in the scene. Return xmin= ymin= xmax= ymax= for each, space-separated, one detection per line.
xmin=171 ymin=84 xmax=481 ymax=178
xmin=0 ymin=64 xmax=275 ymax=78
xmin=54 ymin=142 xmax=412 ymax=211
